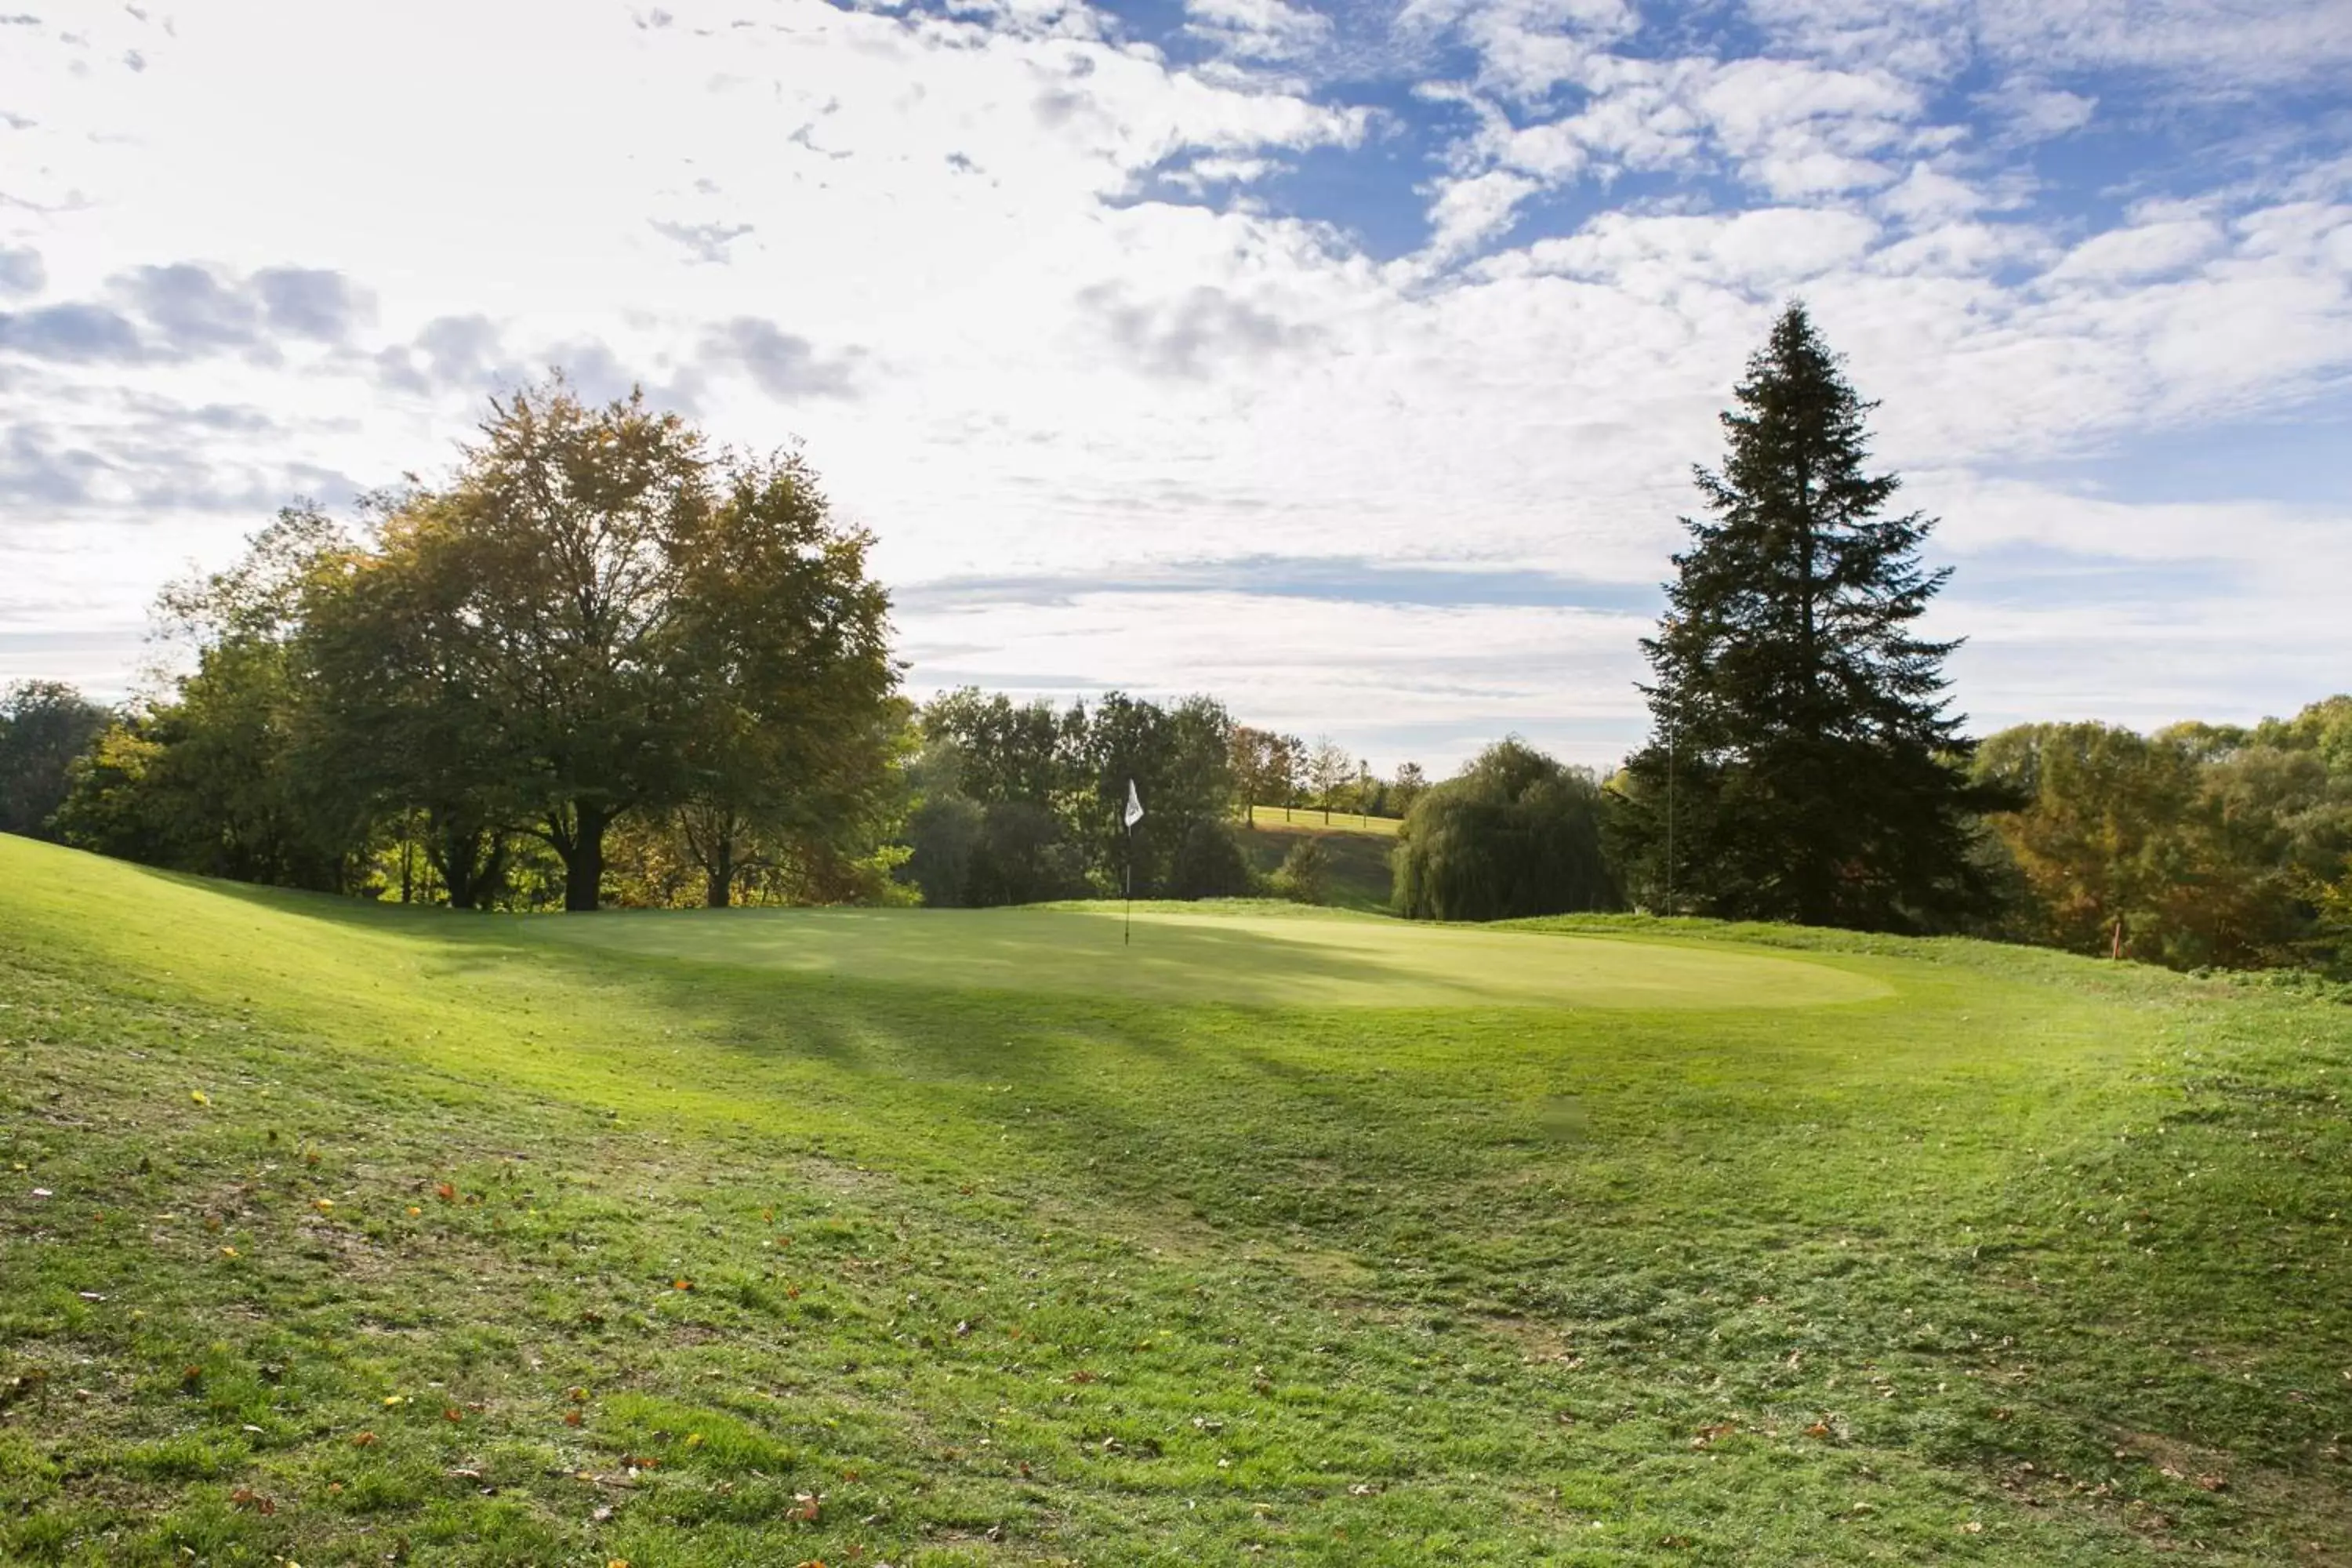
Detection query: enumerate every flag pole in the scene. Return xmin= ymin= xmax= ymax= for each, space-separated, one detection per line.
xmin=1121 ymin=777 xmax=1143 ymax=946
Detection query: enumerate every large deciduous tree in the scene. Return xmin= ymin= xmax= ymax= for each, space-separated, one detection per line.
xmin=668 ymin=452 xmax=898 ymax=906
xmin=1612 ymin=303 xmax=1995 ymax=931
xmin=419 ymin=383 xmax=710 ymax=910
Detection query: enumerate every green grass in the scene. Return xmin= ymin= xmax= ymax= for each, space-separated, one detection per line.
xmin=1236 ymin=822 xmax=1397 ymax=913
xmin=1246 ymin=805 xmax=1402 ymax=837
xmin=3 ymin=831 xmax=2351 ymax=1565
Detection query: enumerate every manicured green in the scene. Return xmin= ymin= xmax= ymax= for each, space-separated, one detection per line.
xmin=3 ymin=832 xmax=2350 ymax=1565
xmin=526 ymin=902 xmax=1884 ymax=1012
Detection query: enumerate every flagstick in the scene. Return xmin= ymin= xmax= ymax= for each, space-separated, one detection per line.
xmin=1123 ymin=822 xmax=1132 ymax=946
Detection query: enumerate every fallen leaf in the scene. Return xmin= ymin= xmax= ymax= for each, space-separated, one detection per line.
xmin=351 ymin=1431 xmax=379 ymax=1446
xmin=564 ymin=1410 xmax=583 ymax=1427
xmin=1803 ymin=1422 xmax=1832 ymax=1439
xmin=2195 ymin=1474 xmax=2228 ymax=1492
xmin=191 ymin=1091 xmax=210 ymax=1105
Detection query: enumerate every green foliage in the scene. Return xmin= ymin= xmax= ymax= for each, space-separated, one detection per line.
xmin=46 ymin=379 xmax=901 ymax=914
xmin=1393 ymin=739 xmax=1616 ymax=920
xmin=0 ymin=681 xmax=111 ymax=840
xmin=1271 ymin=834 xmax=1331 ymax=904
xmin=1070 ymin=691 xmax=1236 ymax=895
xmin=1229 ymin=724 xmax=1302 ymax=811
xmin=1976 ymin=699 xmax=2352 ymax=971
xmin=1170 ymin=817 xmax=1252 ymax=899
xmin=906 ymin=688 xmax=1241 ymax=906
xmin=1614 ymin=303 xmax=1994 ymax=931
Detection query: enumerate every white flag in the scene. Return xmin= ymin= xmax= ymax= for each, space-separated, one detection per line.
xmin=1123 ymin=779 xmax=1145 ymax=829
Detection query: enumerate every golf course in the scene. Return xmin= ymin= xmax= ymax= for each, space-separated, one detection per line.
xmin=4 ymin=831 xmax=2350 ymax=1564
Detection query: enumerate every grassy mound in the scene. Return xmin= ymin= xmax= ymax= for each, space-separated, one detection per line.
xmin=2 ymin=833 xmax=2350 ymax=1565
xmin=1245 ymin=806 xmax=1401 ymax=837
xmin=1236 ymin=818 xmax=1398 ymax=912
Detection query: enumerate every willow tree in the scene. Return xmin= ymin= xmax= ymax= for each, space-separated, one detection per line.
xmin=1393 ymin=741 xmax=1615 ymax=920
xmin=1613 ymin=303 xmax=1995 ymax=931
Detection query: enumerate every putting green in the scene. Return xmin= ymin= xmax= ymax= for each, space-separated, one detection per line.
xmin=532 ymin=902 xmax=1892 ymax=1010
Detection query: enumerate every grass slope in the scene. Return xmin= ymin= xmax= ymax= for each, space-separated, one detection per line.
xmin=1245 ymin=807 xmax=1401 ymax=837
xmin=1234 ymin=822 xmax=1396 ymax=913
xmin=2 ymin=833 xmax=2350 ymax=1566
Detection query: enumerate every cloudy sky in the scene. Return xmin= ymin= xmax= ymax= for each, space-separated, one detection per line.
xmin=3 ymin=0 xmax=2348 ymax=772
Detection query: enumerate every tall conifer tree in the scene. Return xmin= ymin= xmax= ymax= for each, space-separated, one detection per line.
xmin=1613 ymin=303 xmax=1994 ymax=930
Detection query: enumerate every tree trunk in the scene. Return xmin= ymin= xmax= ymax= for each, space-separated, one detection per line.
xmin=559 ymin=805 xmax=609 ymax=913
xmin=704 ymin=833 xmax=734 ymax=909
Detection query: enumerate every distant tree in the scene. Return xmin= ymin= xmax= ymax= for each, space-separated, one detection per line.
xmin=0 ymin=681 xmax=112 ymax=840
xmin=1306 ymin=736 xmax=1351 ymax=824
xmin=56 ymin=507 xmax=366 ymax=889
xmin=1272 ymin=837 xmax=1330 ymax=905
xmin=51 ymin=724 xmax=177 ymax=867
xmin=1389 ymin=762 xmax=1429 ymax=817
xmin=1071 ymin=692 xmax=1237 ymax=895
xmin=1973 ymin=722 xmax=2201 ymax=960
xmin=1977 ymin=711 xmax=2352 ymax=967
xmin=1613 ymin=303 xmax=1995 ymax=931
xmin=894 ymin=738 xmax=978 ymax=907
xmin=1394 ymin=740 xmax=1617 ymax=920
xmin=922 ymin=689 xmax=1073 ymax=808
xmin=1171 ymin=816 xmax=1252 ymax=899
xmin=1229 ymin=726 xmax=1298 ymax=818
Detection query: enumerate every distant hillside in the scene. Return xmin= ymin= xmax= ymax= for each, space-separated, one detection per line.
xmin=1237 ymin=811 xmax=1397 ymax=912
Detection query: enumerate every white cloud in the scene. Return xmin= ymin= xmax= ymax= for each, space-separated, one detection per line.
xmin=1184 ymin=0 xmax=1332 ymax=62
xmin=2 ymin=0 xmax=2348 ymax=770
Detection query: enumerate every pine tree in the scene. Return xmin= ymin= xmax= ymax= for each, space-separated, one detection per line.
xmin=1613 ymin=303 xmax=1994 ymax=931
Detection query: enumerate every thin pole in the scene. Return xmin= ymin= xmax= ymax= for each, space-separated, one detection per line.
xmin=1665 ymin=715 xmax=1676 ymax=917
xmin=1123 ymin=822 xmax=1132 ymax=946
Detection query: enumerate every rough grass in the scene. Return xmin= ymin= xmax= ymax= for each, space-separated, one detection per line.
xmin=1236 ymin=821 xmax=1396 ymax=913
xmin=3 ymin=833 xmax=2350 ymax=1565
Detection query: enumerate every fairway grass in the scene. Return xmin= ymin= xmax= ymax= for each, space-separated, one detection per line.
xmin=1245 ymin=806 xmax=1401 ymax=837
xmin=4 ymin=833 xmax=2351 ymax=1566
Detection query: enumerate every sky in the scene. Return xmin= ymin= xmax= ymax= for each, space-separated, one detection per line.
xmin=2 ymin=0 xmax=2348 ymax=775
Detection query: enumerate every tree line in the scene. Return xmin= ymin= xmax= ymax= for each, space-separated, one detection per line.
xmin=4 ymin=310 xmax=2345 ymax=976
xmin=26 ymin=383 xmax=903 ymax=912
